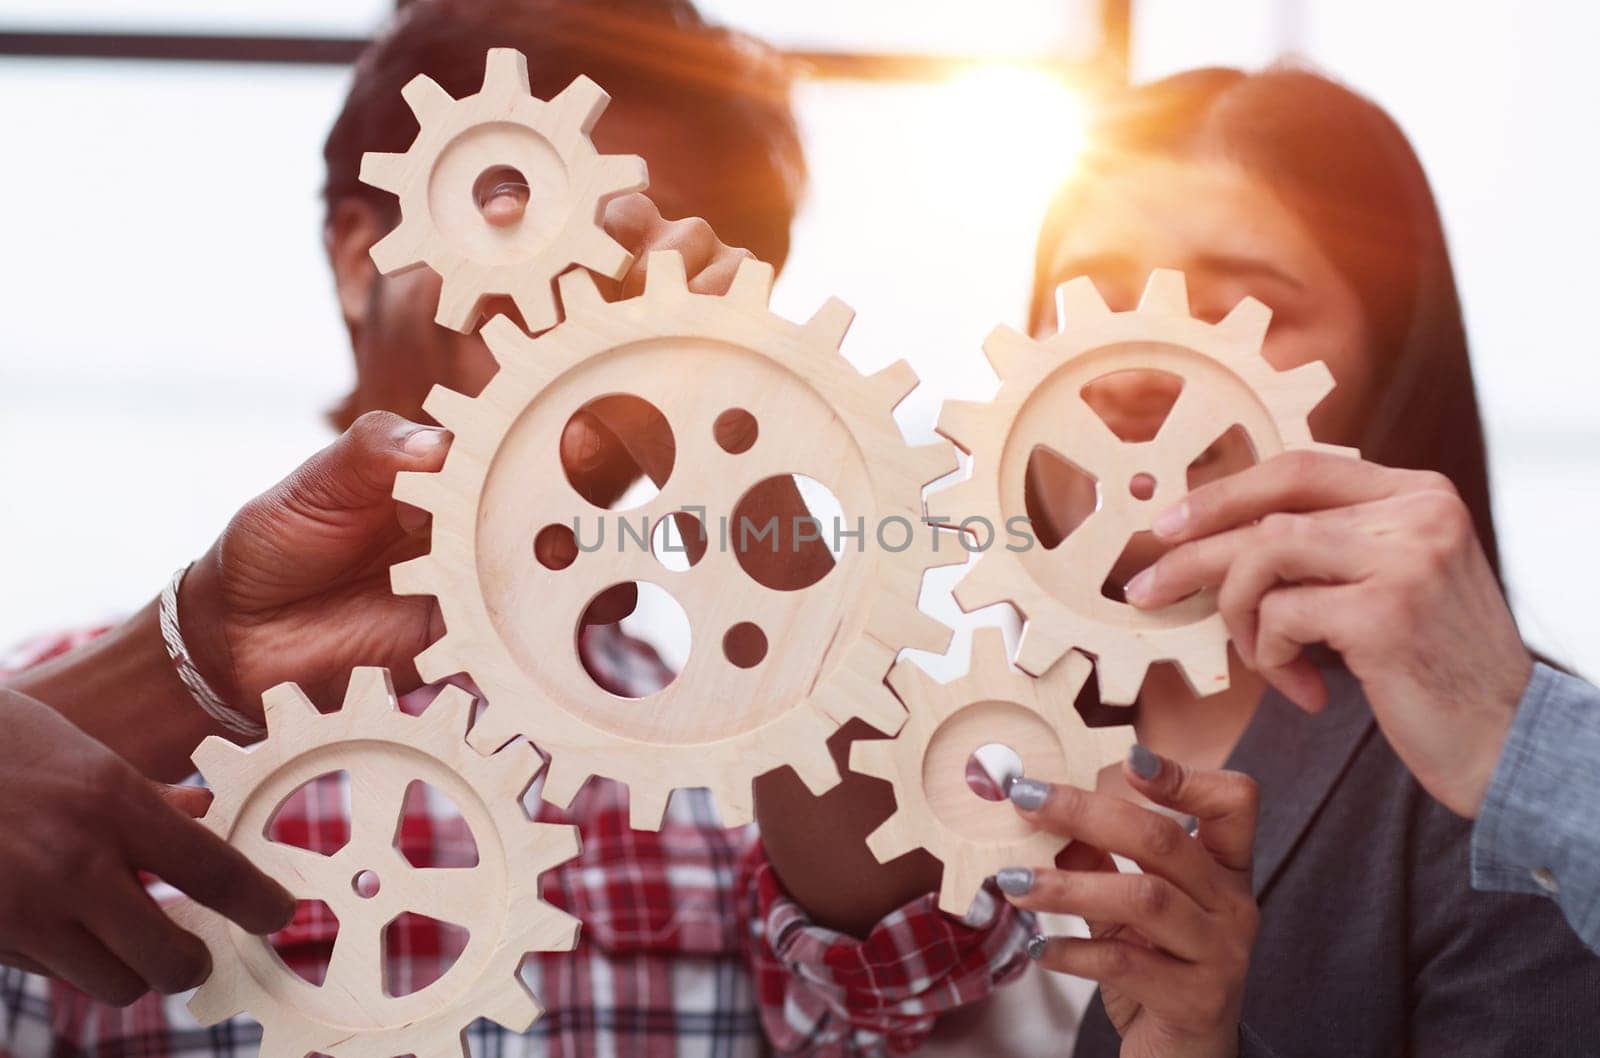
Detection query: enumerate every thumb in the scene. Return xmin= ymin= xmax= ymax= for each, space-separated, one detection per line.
xmin=154 ymin=783 xmax=213 ymax=819
xmin=1123 ymin=745 xmax=1259 ymax=874
xmin=282 ymin=411 xmax=450 ymax=517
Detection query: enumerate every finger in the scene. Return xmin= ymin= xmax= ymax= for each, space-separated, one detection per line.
xmin=83 ymin=879 xmax=211 ymax=994
xmin=1009 ymin=779 xmax=1222 ymax=906
xmin=31 ymin=923 xmax=146 ymax=1006
xmin=0 ymin=950 xmax=52 ymax=975
xmin=582 ymin=403 xmax=675 ymax=486
xmin=1001 ymin=869 xmax=1213 ymax=961
xmin=155 ymin=783 xmax=213 ymax=819
xmin=1123 ymin=746 xmax=1259 ymax=879
xmin=122 ymin=788 xmax=295 ymax=936
xmin=1151 ymin=450 xmax=1395 ymax=544
xmin=1253 ymin=585 xmax=1350 ymax=713
xmin=600 ymin=192 xmax=664 ymax=260
xmin=1028 ymin=934 xmax=1193 ymax=1013
xmin=581 ymin=583 xmax=639 ymax=625
xmin=688 ymin=246 xmax=756 ymax=296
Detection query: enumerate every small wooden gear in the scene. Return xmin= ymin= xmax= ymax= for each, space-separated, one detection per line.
xmin=391 ymin=254 xmax=960 ymax=830
xmin=359 ymin=48 xmax=648 ymax=334
xmin=935 ymin=270 xmax=1357 ymax=703
xmin=168 ymin=669 xmax=580 ymax=1058
xmin=851 ymin=629 xmax=1135 ymax=916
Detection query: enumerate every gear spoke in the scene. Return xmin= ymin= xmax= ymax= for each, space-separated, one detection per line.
xmin=348 ymin=764 xmax=411 ymax=860
xmin=1156 ymin=384 xmax=1233 ymax=469
xmin=324 ymin=913 xmax=386 ymax=1003
xmin=1051 ymin=506 xmax=1135 ymax=591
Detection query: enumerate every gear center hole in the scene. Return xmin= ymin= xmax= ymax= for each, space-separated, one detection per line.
xmin=965 ymin=743 xmax=1024 ymax=802
xmin=1129 ymin=473 xmax=1157 ymax=501
xmin=473 ymin=165 xmax=530 ymax=227
xmin=352 ymin=869 xmax=382 ymax=899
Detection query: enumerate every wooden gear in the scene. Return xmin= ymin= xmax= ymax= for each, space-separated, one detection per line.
xmin=935 ymin=270 xmax=1357 ymax=703
xmin=851 ymin=630 xmax=1134 ymax=916
xmin=391 ymin=253 xmax=960 ymax=830
xmin=168 ymin=669 xmax=580 ymax=1058
xmin=359 ymin=48 xmax=647 ymax=334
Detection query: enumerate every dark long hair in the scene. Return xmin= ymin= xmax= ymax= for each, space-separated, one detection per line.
xmin=1031 ymin=67 xmax=1503 ymax=579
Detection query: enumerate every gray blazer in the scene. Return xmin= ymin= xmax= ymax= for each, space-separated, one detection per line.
xmin=1072 ymin=666 xmax=1600 ymax=1058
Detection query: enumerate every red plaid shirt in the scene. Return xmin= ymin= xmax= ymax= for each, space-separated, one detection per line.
xmin=0 ymin=625 xmax=1033 ymax=1057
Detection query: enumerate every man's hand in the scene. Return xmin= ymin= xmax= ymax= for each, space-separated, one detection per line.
xmin=181 ymin=412 xmax=450 ymax=714
xmin=0 ymin=689 xmax=295 ymax=1004
xmin=1124 ymin=451 xmax=1533 ymax=817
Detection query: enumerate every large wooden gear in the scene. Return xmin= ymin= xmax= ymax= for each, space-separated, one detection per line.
xmin=935 ymin=270 xmax=1356 ymax=704
xmin=168 ymin=669 xmax=580 ymax=1058
xmin=359 ymin=48 xmax=647 ymax=334
xmin=391 ymin=254 xmax=960 ymax=830
xmin=851 ymin=630 xmax=1135 ymax=916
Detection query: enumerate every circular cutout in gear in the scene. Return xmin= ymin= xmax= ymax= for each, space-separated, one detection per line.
xmin=358 ymin=48 xmax=648 ymax=334
xmin=850 ymin=630 xmax=1135 ymax=916
xmin=391 ymin=252 xmax=960 ymax=830
xmin=935 ymin=269 xmax=1357 ymax=704
xmin=169 ymin=669 xmax=580 ymax=1058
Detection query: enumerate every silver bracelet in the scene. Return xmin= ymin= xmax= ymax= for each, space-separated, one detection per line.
xmin=159 ymin=564 xmax=267 ymax=741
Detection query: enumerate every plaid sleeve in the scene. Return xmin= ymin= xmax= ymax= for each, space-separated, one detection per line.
xmin=737 ymin=839 xmax=1034 ymax=1056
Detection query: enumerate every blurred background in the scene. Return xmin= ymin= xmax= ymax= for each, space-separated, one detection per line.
xmin=1 ymin=0 xmax=1596 ymax=678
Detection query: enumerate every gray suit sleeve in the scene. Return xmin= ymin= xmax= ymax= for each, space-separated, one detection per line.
xmin=1470 ymin=662 xmax=1600 ymax=953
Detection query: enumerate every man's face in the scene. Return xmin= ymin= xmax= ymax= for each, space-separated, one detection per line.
xmin=330 ymin=98 xmax=743 ymax=426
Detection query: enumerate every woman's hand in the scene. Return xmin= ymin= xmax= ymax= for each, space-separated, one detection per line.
xmin=0 ymin=689 xmax=295 ymax=1005
xmin=1000 ymin=748 xmax=1260 ymax=1058
xmin=1123 ymin=451 xmax=1532 ymax=817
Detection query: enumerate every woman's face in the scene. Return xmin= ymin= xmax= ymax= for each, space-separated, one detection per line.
xmin=1027 ymin=156 xmax=1378 ymax=586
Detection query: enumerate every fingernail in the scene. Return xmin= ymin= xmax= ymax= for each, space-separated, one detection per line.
xmin=1123 ymin=568 xmax=1153 ymax=604
xmin=403 ymin=427 xmax=447 ymax=456
xmin=995 ymin=867 xmax=1035 ymax=896
xmin=1151 ymin=501 xmax=1188 ymax=539
xmin=1128 ymin=743 xmax=1162 ymax=781
xmin=1009 ymin=777 xmax=1049 ymax=811
xmin=1026 ymin=933 xmax=1048 ymax=961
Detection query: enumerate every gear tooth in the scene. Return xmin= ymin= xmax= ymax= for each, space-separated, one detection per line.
xmin=627 ymin=784 xmax=671 ymax=831
xmin=1176 ymin=637 xmax=1233 ymax=699
xmin=864 ymin=815 xmax=918 ymax=864
xmin=903 ymin=608 xmax=955 ymax=656
xmin=480 ymin=313 xmax=533 ymax=364
xmin=414 ymin=637 xmax=465 ymax=685
xmin=1053 ymin=275 xmax=1112 ymax=327
xmin=1093 ymin=655 xmax=1150 ymax=706
xmin=481 ymin=978 xmax=542 ymax=1032
xmin=1216 ymin=295 xmax=1272 ymax=348
xmin=426 ymin=683 xmax=478 ymax=737
xmin=1139 ymin=269 xmax=1190 ymax=316
xmin=1308 ymin=441 xmax=1361 ymax=461
xmin=726 ymin=256 xmax=775 ymax=306
xmin=523 ymin=821 xmax=582 ymax=873
xmin=594 ymin=153 xmax=649 ymax=199
xmin=187 ymin=976 xmax=245 ymax=1026
xmin=342 ymin=667 xmax=397 ymax=717
xmin=927 ymin=476 xmax=986 ymax=528
xmin=916 ymin=442 xmax=960 ymax=488
xmin=547 ymin=73 xmax=609 ymax=135
xmin=848 ymin=737 xmax=897 ymax=782
xmin=967 ymin=626 xmax=1013 ymax=671
xmin=1014 ymin=621 xmax=1069 ymax=677
xmin=521 ymin=905 xmax=582 ymax=954
xmin=868 ymin=358 xmax=919 ymax=406
xmin=191 ymin=736 xmax=249 ymax=788
xmin=789 ymin=742 xmax=842 ymax=796
xmin=392 ymin=468 xmax=449 ymax=513
xmin=261 ymin=681 xmax=318 ymax=731
xmin=802 ymin=297 xmax=855 ymax=350
xmin=420 ymin=384 xmax=481 ymax=434
xmin=951 ymin=557 xmax=1013 ymax=614
xmin=435 ymin=274 xmax=486 ymax=334
xmin=938 ymin=862 xmax=987 ymax=918
xmin=510 ymin=280 xmax=561 ymax=335
xmin=400 ymin=73 xmax=455 ymax=124
xmin=982 ymin=324 xmax=1038 ymax=380
xmin=480 ymin=47 xmax=532 ymax=99
xmin=358 ymin=150 xmax=409 ymax=195
xmin=710 ymin=778 xmax=754 ymax=828
xmin=1281 ymin=359 xmax=1336 ymax=411
xmin=557 ymin=267 xmax=607 ymax=316
xmin=368 ymin=224 xmax=424 ymax=275
xmin=935 ymin=399 xmax=992 ymax=453
xmin=385 ymin=553 xmax=435 ymax=602
xmin=572 ymin=231 xmax=633 ymax=285
xmin=643 ymin=250 xmax=688 ymax=295
xmin=536 ymin=754 xmax=590 ymax=809
xmin=488 ymin=739 xmax=540 ymax=798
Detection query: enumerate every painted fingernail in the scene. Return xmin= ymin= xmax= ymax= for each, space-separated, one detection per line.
xmin=1026 ymin=933 xmax=1049 ymax=961
xmin=1009 ymin=777 xmax=1049 ymax=811
xmin=995 ymin=868 xmax=1035 ymax=896
xmin=403 ymin=426 xmax=447 ymax=456
xmin=1151 ymin=501 xmax=1188 ymax=538
xmin=1123 ymin=568 xmax=1154 ymax=604
xmin=1128 ymin=743 xmax=1162 ymax=781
